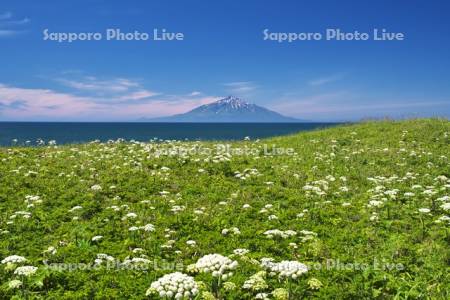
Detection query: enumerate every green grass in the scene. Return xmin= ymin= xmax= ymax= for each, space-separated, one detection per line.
xmin=0 ymin=119 xmax=449 ymax=299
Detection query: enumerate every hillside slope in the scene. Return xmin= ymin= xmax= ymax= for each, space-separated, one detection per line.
xmin=0 ymin=119 xmax=449 ymax=299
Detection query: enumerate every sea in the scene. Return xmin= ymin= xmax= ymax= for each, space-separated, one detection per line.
xmin=0 ymin=122 xmax=340 ymax=146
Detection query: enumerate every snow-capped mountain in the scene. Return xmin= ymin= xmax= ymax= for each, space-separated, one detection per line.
xmin=144 ymin=96 xmax=300 ymax=122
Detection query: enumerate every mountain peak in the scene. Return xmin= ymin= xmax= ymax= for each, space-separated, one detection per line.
xmin=214 ymin=96 xmax=251 ymax=108
xmin=217 ymin=95 xmax=248 ymax=103
xmin=144 ymin=96 xmax=301 ymax=122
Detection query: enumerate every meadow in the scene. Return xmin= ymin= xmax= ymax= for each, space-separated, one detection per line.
xmin=0 ymin=119 xmax=449 ymax=299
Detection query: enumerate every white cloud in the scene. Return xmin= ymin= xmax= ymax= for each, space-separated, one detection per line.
xmin=118 ymin=90 xmax=159 ymax=100
xmin=0 ymin=83 xmax=218 ymax=121
xmin=57 ymin=77 xmax=137 ymax=93
xmin=223 ymin=81 xmax=257 ymax=94
xmin=270 ymin=91 xmax=450 ymax=121
xmin=107 ymin=96 xmax=218 ymax=119
xmin=56 ymin=75 xmax=159 ymax=101
xmin=308 ymin=74 xmax=344 ymax=86
xmin=5 ymin=18 xmax=30 ymax=25
xmin=0 ymin=84 xmax=98 ymax=117
xmin=0 ymin=12 xmax=30 ymax=38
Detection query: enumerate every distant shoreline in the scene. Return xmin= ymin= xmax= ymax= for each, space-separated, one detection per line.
xmin=0 ymin=122 xmax=341 ymax=146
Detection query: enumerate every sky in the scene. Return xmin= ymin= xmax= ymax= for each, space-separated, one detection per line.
xmin=0 ymin=0 xmax=450 ymax=121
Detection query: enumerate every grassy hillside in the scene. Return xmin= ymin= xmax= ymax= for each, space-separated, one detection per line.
xmin=0 ymin=119 xmax=449 ymax=299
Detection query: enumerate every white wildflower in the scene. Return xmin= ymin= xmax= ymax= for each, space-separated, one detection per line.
xmin=90 ymin=184 xmax=102 ymax=191
xmin=263 ymin=229 xmax=296 ymax=239
xmin=186 ymin=240 xmax=196 ymax=247
xmin=233 ymin=248 xmax=250 ymax=256
xmin=1 ymin=255 xmax=27 ymax=264
xmin=146 ymin=272 xmax=199 ymax=299
xmin=68 ymin=205 xmax=82 ymax=212
xmin=125 ymin=212 xmax=137 ymax=219
xmin=92 ymin=235 xmax=103 ymax=242
xmin=43 ymin=246 xmax=57 ymax=255
xmin=255 ymin=293 xmax=270 ymax=299
xmin=441 ymin=203 xmax=450 ymax=211
xmin=195 ymin=254 xmax=238 ymax=280
xmin=8 ymin=279 xmax=22 ymax=289
xmin=14 ymin=265 xmax=38 ymax=277
xmin=141 ymin=224 xmax=156 ymax=232
xmin=368 ymin=200 xmax=384 ymax=208
xmin=261 ymin=259 xmax=308 ymax=279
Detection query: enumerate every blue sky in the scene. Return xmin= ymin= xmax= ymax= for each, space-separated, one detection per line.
xmin=0 ymin=0 xmax=449 ymax=121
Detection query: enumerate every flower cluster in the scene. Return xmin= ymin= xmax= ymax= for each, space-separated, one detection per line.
xmin=232 ymin=248 xmax=250 ymax=256
xmin=91 ymin=235 xmax=103 ymax=242
xmin=195 ymin=254 xmax=238 ymax=280
xmin=221 ymin=227 xmax=241 ymax=235
xmin=242 ymin=271 xmax=268 ymax=291
xmin=261 ymin=259 xmax=308 ymax=279
xmin=8 ymin=279 xmax=22 ymax=289
xmin=146 ymin=272 xmax=199 ymax=299
xmin=263 ymin=229 xmax=296 ymax=239
xmin=24 ymin=195 xmax=43 ymax=206
xmin=94 ymin=253 xmax=115 ymax=265
xmin=14 ymin=265 xmax=38 ymax=277
xmin=272 ymin=288 xmax=289 ymax=300
xmin=307 ymin=277 xmax=323 ymax=290
xmin=1 ymin=255 xmax=27 ymax=264
xmin=234 ymin=168 xmax=260 ymax=180
xmin=90 ymin=184 xmax=102 ymax=191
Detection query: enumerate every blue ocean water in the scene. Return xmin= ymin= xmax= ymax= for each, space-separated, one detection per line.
xmin=0 ymin=122 xmax=339 ymax=146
